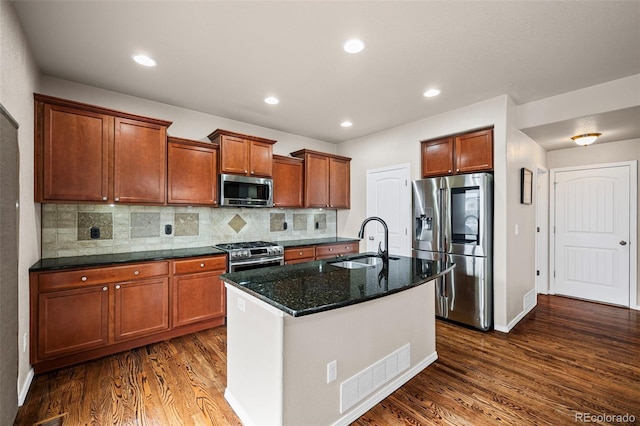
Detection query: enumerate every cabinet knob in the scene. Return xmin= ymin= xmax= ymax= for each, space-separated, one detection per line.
xmin=346 ymin=246 xmax=350 ymax=250
xmin=448 ymin=170 xmax=452 ymax=173
xmin=81 ymin=276 xmax=87 ymax=282
xmin=102 ymin=196 xmax=107 ymax=201
xmin=133 ymin=270 xmax=140 ymax=275
xmin=115 ymin=285 xmax=121 ymax=290
xmin=329 ymin=248 xmax=333 ymax=251
xmin=115 ymin=197 xmax=120 ymax=202
xmin=299 ymin=251 xmax=303 ymax=256
xmin=102 ymin=286 xmax=108 ymax=291
xmin=456 ymin=168 xmax=460 ymax=172
xmin=245 ymin=170 xmax=248 ymax=174
xmin=200 ymin=263 xmax=205 ymax=268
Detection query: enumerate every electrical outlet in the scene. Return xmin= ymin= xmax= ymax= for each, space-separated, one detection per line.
xmin=515 ymin=224 xmax=519 ymax=235
xmin=90 ymin=226 xmax=100 ymax=239
xmin=327 ymin=360 xmax=337 ymax=383
xmin=237 ymin=297 xmax=246 ymax=312
xmin=283 ymin=221 xmax=288 ymax=230
xmin=315 ymin=221 xmax=319 ymax=229
xmin=165 ymin=224 xmax=172 ymax=235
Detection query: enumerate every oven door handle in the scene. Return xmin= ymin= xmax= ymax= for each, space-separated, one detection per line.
xmin=229 ymin=256 xmax=284 ymax=267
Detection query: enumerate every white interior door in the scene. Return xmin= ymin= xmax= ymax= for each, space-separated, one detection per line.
xmin=365 ymin=164 xmax=411 ymax=257
xmin=553 ymin=164 xmax=631 ymax=306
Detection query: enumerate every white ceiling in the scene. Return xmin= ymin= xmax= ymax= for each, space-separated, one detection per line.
xmin=11 ymin=1 xmax=640 ymax=148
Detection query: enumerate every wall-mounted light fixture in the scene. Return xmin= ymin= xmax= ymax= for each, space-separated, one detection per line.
xmin=571 ymin=133 xmax=601 ymax=146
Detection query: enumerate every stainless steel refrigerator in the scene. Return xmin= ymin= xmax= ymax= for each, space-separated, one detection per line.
xmin=412 ymin=173 xmax=493 ymax=331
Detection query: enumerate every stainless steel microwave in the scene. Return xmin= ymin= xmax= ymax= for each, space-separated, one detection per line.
xmin=219 ymin=174 xmax=273 ymax=207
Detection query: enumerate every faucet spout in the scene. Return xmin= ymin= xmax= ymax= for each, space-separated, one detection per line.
xmin=358 ymin=216 xmax=389 ymax=264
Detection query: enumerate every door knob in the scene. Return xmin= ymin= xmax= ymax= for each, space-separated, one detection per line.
xmin=368 ymin=236 xmax=374 ymax=240
xmin=620 ymin=240 xmax=627 ymax=246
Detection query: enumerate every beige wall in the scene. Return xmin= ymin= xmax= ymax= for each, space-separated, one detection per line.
xmin=1 ymin=0 xmax=41 ymax=406
xmin=547 ymin=139 xmax=640 ymax=307
xmin=40 ymin=76 xmax=336 ymax=157
xmin=336 ymin=95 xmax=541 ymax=330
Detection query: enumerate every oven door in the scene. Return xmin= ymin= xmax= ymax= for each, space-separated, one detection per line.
xmin=228 ymin=256 xmax=284 ymax=273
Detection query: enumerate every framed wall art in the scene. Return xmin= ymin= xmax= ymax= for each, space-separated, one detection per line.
xmin=521 ymin=167 xmax=533 ymax=205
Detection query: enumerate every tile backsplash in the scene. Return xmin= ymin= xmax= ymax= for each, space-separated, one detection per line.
xmin=41 ymin=204 xmax=337 ymax=258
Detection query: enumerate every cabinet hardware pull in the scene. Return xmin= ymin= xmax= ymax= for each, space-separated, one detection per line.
xmin=620 ymin=241 xmax=627 ymax=246
xmin=134 ymin=270 xmax=140 ymax=275
xmin=448 ymin=170 xmax=452 ymax=173
xmin=299 ymin=252 xmax=303 ymax=255
xmin=115 ymin=197 xmax=120 ymax=202
xmin=81 ymin=276 xmax=87 ymax=282
xmin=115 ymin=285 xmax=121 ymax=290
xmin=102 ymin=196 xmax=107 ymax=201
xmin=102 ymin=286 xmax=108 ymax=291
xmin=329 ymin=248 xmax=333 ymax=251
xmin=456 ymin=168 xmax=460 ymax=172
xmin=200 ymin=263 xmax=205 ymax=267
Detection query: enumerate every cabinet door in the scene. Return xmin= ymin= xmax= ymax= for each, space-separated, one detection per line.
xmin=284 ymin=247 xmax=315 ymax=265
xmin=42 ymin=104 xmax=110 ymax=202
xmin=168 ymin=141 xmax=218 ymax=205
xmin=304 ymin=153 xmax=330 ymax=208
xmin=249 ymin=140 xmax=273 ymax=177
xmin=421 ymin=137 xmax=453 ymax=177
xmin=454 ymin=129 xmax=493 ymax=173
xmin=38 ymin=285 xmax=109 ymax=359
xmin=220 ymin=135 xmax=249 ymax=175
xmin=173 ymin=271 xmax=225 ymax=328
xmin=114 ymin=118 xmax=167 ymax=204
xmin=329 ymin=157 xmax=350 ymax=209
xmin=114 ymin=277 xmax=170 ymax=341
xmin=273 ymin=156 xmax=303 ymax=207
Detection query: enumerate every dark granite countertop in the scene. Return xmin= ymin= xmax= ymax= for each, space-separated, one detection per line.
xmin=30 ymin=246 xmax=226 ymax=272
xmin=221 ymin=253 xmax=454 ymax=317
xmin=278 ymin=237 xmax=360 ymax=248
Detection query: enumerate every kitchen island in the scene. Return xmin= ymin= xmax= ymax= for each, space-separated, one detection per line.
xmin=220 ymin=253 xmax=452 ymax=426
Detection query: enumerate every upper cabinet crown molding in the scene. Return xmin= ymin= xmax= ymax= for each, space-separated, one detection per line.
xmin=208 ymin=128 xmax=276 ymax=178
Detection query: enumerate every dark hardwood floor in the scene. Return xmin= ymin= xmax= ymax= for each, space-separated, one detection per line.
xmin=15 ymin=295 xmax=640 ymax=425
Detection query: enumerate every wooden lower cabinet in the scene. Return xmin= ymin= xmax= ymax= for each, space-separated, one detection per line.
xmin=37 ymin=285 xmax=109 ymax=360
xmin=172 ymin=256 xmax=226 ymax=328
xmin=315 ymin=242 xmax=358 ymax=260
xmin=284 ymin=246 xmax=316 ymax=265
xmin=30 ymin=256 xmax=226 ymax=373
xmin=114 ymin=277 xmax=170 ymax=341
xmin=284 ymin=242 xmax=359 ymax=264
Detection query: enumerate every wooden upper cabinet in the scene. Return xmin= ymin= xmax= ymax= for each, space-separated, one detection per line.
xmin=329 ymin=157 xmax=350 ymax=209
xmin=39 ymin=103 xmax=111 ymax=202
xmin=272 ymin=155 xmax=303 ymax=208
xmin=421 ymin=137 xmax=453 ymax=178
xmin=421 ymin=128 xmax=493 ymax=177
xmin=114 ymin=118 xmax=167 ymax=204
xmin=208 ymin=129 xmax=276 ymax=177
xmin=34 ymin=94 xmax=172 ymax=204
xmin=290 ymin=149 xmax=351 ymax=209
xmin=167 ymin=137 xmax=218 ymax=206
xmin=454 ymin=128 xmax=493 ymax=174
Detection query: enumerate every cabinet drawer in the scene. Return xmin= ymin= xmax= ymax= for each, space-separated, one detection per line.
xmin=315 ymin=243 xmax=358 ymax=258
xmin=173 ymin=256 xmax=227 ymax=275
xmin=284 ymin=247 xmax=315 ymax=261
xmin=39 ymin=261 xmax=169 ymax=292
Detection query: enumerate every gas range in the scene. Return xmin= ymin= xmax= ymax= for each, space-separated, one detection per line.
xmin=215 ymin=241 xmax=284 ymax=272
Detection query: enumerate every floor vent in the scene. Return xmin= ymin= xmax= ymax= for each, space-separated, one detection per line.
xmin=524 ymin=288 xmax=536 ymax=311
xmin=340 ymin=343 xmax=410 ymax=413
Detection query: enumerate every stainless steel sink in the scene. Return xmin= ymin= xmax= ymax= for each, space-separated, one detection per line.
xmin=330 ymin=255 xmax=385 ymax=269
xmin=330 ymin=261 xmax=373 ymax=269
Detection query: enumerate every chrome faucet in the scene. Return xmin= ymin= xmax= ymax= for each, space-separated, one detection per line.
xmin=357 ymin=216 xmax=389 ymax=264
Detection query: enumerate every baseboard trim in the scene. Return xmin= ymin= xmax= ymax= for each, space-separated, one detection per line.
xmin=225 ymin=388 xmax=262 ymax=426
xmin=18 ymin=367 xmax=34 ymax=406
xmin=494 ymin=300 xmax=538 ymax=333
xmin=333 ymin=351 xmax=439 ymax=426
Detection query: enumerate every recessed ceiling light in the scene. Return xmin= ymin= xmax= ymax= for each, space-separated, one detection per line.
xmin=343 ymin=39 xmax=365 ymax=54
xmin=132 ymin=54 xmax=156 ymax=67
xmin=423 ymin=89 xmax=441 ymax=98
xmin=340 ymin=121 xmax=353 ymax=128
xmin=264 ymin=96 xmax=279 ymax=105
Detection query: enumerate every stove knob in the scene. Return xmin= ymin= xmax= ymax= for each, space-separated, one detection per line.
xmin=243 ymin=250 xmax=250 ymax=258
xmin=230 ymin=252 xmax=237 ymax=259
